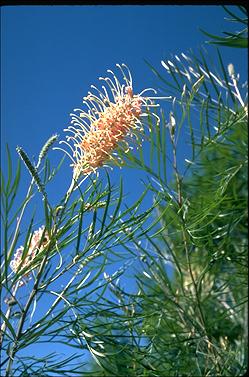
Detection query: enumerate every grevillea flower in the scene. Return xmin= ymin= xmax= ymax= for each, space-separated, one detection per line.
xmin=57 ymin=64 xmax=160 ymax=177
xmin=10 ymin=226 xmax=49 ymax=279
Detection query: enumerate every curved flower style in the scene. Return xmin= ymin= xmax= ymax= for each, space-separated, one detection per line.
xmin=10 ymin=226 xmax=49 ymax=280
xmin=57 ymin=64 xmax=160 ymax=177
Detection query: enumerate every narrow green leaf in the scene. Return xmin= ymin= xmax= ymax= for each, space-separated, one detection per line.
xmin=6 ymin=144 xmax=12 ymax=193
xmin=75 ymin=201 xmax=84 ymax=254
xmin=99 ymin=172 xmax=111 ymax=236
xmin=216 ymin=49 xmax=236 ymax=107
xmin=210 ymin=38 xmax=247 ymax=48
xmin=222 ymin=5 xmax=248 ymax=24
xmin=0 ymin=310 xmax=16 ymax=340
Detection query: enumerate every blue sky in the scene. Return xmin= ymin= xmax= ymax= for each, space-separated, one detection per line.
xmin=1 ymin=4 xmax=247 ymax=371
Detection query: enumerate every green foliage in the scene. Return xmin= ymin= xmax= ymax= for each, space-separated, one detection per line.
xmin=1 ymin=138 xmax=161 ymax=376
xmin=83 ymin=7 xmax=248 ymax=377
xmin=1 ymin=6 xmax=247 ymax=377
xmin=200 ymin=6 xmax=248 ymax=48
xmin=136 ymin=106 xmax=247 ymax=376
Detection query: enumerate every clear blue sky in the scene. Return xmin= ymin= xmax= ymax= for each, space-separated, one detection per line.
xmin=1 ymin=4 xmax=247 ymax=370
